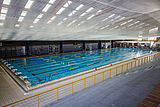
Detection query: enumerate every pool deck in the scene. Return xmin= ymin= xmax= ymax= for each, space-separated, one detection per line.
xmin=44 ymin=58 xmax=160 ymax=107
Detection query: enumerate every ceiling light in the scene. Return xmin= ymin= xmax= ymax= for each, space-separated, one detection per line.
xmin=1 ymin=7 xmax=8 ymax=14
xmin=86 ymin=7 xmax=94 ymax=13
xmin=25 ymin=0 xmax=34 ymax=9
xmin=15 ymin=24 xmax=20 ymax=27
xmin=49 ymin=0 xmax=56 ymax=4
xmin=0 ymin=22 xmax=4 ymax=26
xmin=0 ymin=14 xmax=6 ymax=20
xmin=3 ymin=0 xmax=11 ymax=5
xmin=18 ymin=16 xmax=24 ymax=22
xmin=56 ymin=7 xmax=65 ymax=14
xmin=37 ymin=13 xmax=44 ymax=19
xmin=21 ymin=11 xmax=28 ymax=16
xmin=76 ymin=4 xmax=84 ymax=10
xmin=87 ymin=14 xmax=95 ymax=20
xmin=42 ymin=4 xmax=51 ymax=12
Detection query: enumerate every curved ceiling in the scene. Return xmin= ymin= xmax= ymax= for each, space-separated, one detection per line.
xmin=0 ymin=0 xmax=160 ymax=40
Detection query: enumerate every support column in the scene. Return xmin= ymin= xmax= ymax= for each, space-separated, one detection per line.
xmin=82 ymin=41 xmax=85 ymax=50
xmin=60 ymin=41 xmax=63 ymax=53
xmin=111 ymin=40 xmax=114 ymax=48
xmin=98 ymin=40 xmax=102 ymax=49
xmin=26 ymin=41 xmax=30 ymax=56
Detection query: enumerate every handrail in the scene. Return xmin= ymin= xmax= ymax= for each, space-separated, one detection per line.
xmin=2 ymin=53 xmax=158 ymax=107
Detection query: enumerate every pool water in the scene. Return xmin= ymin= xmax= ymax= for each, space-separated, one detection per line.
xmin=4 ymin=48 xmax=150 ymax=86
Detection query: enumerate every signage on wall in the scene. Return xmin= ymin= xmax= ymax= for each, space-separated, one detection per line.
xmin=0 ymin=42 xmax=2 ymax=46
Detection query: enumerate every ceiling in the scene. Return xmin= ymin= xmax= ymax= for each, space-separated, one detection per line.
xmin=0 ymin=0 xmax=160 ymax=40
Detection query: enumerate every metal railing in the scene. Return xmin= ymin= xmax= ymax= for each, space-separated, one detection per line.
xmin=2 ymin=53 xmax=159 ymax=107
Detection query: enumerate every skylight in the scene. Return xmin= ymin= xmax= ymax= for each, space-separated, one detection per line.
xmin=47 ymin=20 xmax=52 ymax=24
xmin=128 ymin=23 xmax=134 ymax=27
xmin=0 ymin=22 xmax=4 ymax=26
xmin=56 ymin=7 xmax=65 ymax=14
xmin=80 ymin=12 xmax=87 ymax=17
xmin=87 ymin=14 xmax=95 ymax=20
xmin=37 ymin=13 xmax=44 ymax=19
xmin=135 ymin=21 xmax=140 ymax=24
xmin=15 ymin=24 xmax=20 ymax=27
xmin=100 ymin=25 xmax=110 ymax=30
xmin=46 ymin=16 xmax=56 ymax=24
xmin=78 ymin=21 xmax=86 ymax=26
xmin=119 ymin=17 xmax=125 ymax=21
xmin=30 ymin=25 xmax=34 ymax=28
xmin=67 ymin=19 xmax=77 ymax=26
xmin=0 ymin=14 xmax=6 ymax=20
xmin=76 ymin=4 xmax=84 ymax=10
xmin=108 ymin=14 xmax=115 ymax=18
xmin=139 ymin=23 xmax=145 ymax=26
xmin=1 ymin=7 xmax=8 ymax=14
xmin=115 ymin=15 xmax=121 ymax=19
xmin=64 ymin=1 xmax=72 ymax=8
xmin=33 ymin=18 xmax=40 ymax=23
xmin=86 ymin=7 xmax=94 ymax=13
xmin=68 ymin=10 xmax=77 ymax=16
xmin=114 ymin=26 xmax=119 ymax=29
xmin=3 ymin=0 xmax=11 ymax=5
xmin=42 ymin=4 xmax=52 ymax=12
xmin=56 ymin=1 xmax=72 ymax=15
xmin=57 ymin=21 xmax=63 ymax=26
xmin=21 ymin=11 xmax=28 ymax=16
xmin=127 ymin=19 xmax=133 ymax=22
xmin=96 ymin=10 xmax=102 ymax=14
xmin=25 ymin=0 xmax=34 ymax=9
xmin=18 ymin=16 xmax=24 ymax=22
xmin=120 ymin=22 xmax=127 ymax=26
xmin=102 ymin=18 xmax=108 ymax=22
xmin=63 ymin=18 xmax=67 ymax=21
xmin=51 ymin=16 xmax=56 ymax=20
xmin=49 ymin=0 xmax=56 ymax=4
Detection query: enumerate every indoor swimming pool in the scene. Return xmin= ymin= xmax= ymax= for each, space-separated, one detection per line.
xmin=2 ymin=48 xmax=151 ymax=86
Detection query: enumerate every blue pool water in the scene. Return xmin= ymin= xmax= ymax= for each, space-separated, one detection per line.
xmin=3 ymin=48 xmax=150 ymax=86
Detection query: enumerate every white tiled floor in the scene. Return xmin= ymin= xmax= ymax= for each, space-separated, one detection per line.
xmin=0 ymin=66 xmax=27 ymax=106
